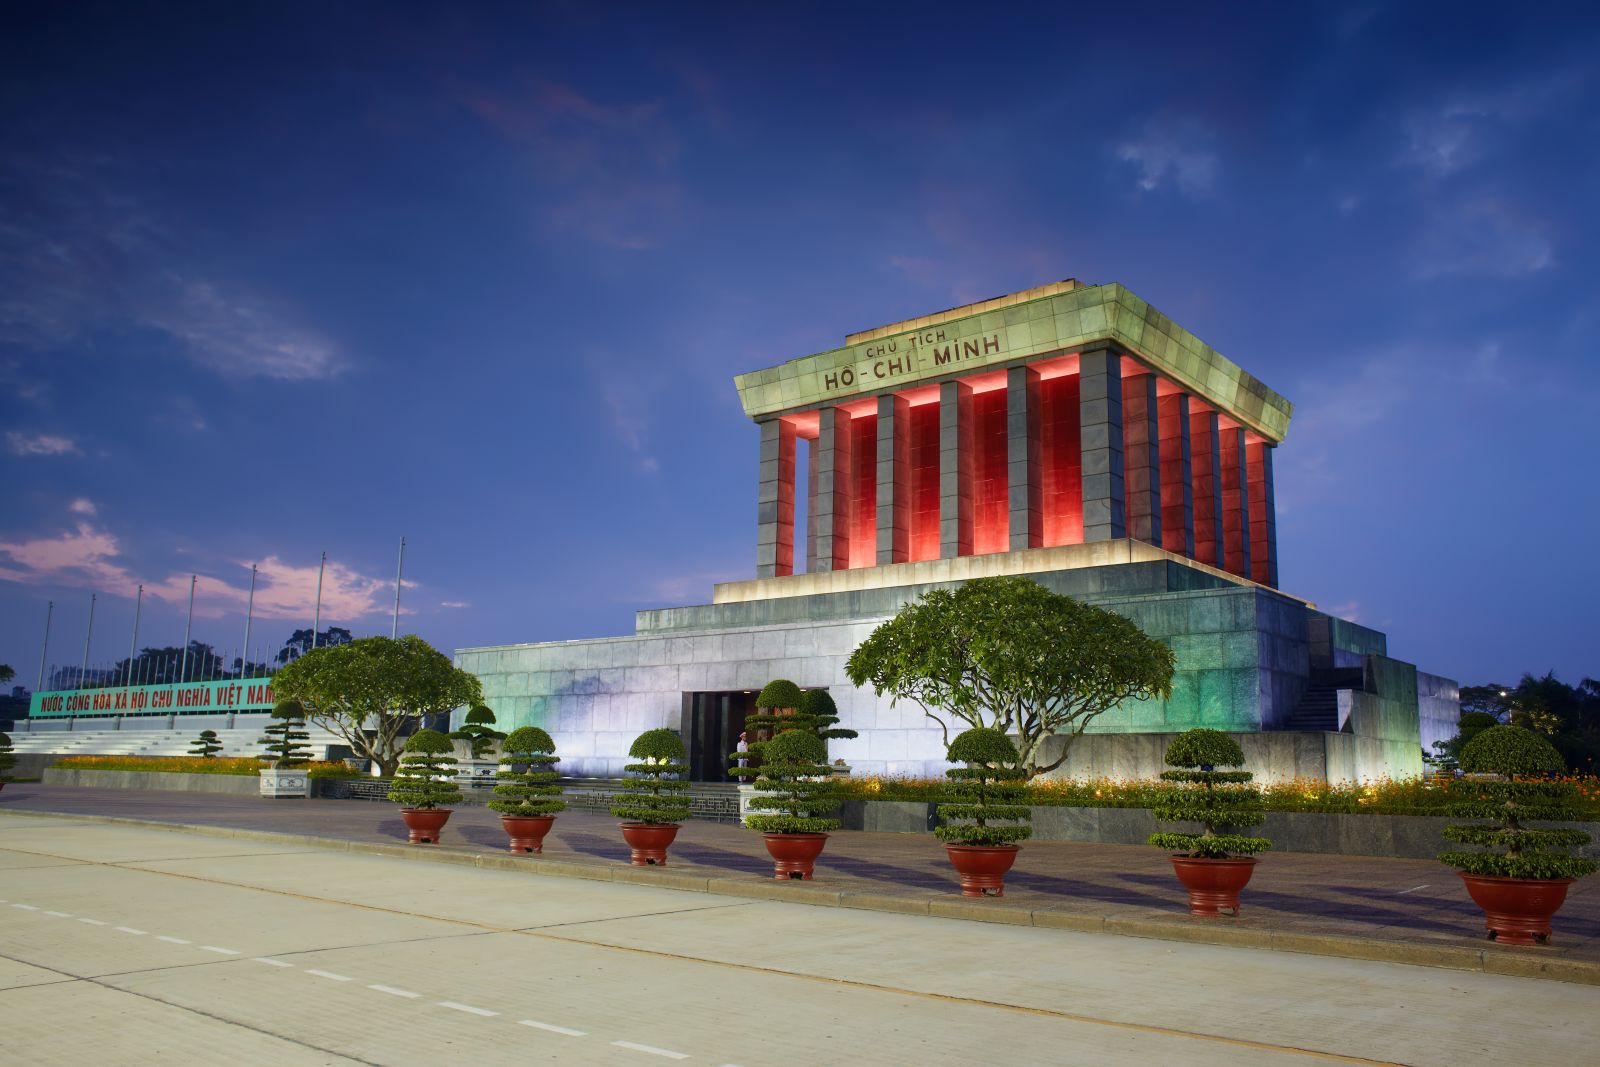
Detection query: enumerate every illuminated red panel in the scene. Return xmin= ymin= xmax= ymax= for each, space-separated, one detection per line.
xmin=849 ymin=412 xmax=877 ymax=569
xmin=971 ymin=387 xmax=1008 ymax=554
xmin=1218 ymin=419 xmax=1247 ymax=577
xmin=1246 ymin=434 xmax=1271 ymax=585
xmin=1040 ymin=372 xmax=1082 ymax=546
xmin=908 ymin=399 xmax=940 ymax=561
xmin=1189 ymin=400 xmax=1220 ymax=567
xmin=1157 ymin=391 xmax=1191 ymax=556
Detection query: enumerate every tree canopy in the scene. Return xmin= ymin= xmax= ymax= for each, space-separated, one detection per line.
xmin=845 ymin=576 xmax=1175 ymax=776
xmin=270 ymin=635 xmax=482 ymax=776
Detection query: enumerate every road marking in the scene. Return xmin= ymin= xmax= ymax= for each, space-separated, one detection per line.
xmin=252 ymin=957 xmax=294 ymax=967
xmin=520 ymin=1019 xmax=586 ymax=1037
xmin=11 ymin=903 xmax=38 ymax=910
xmin=613 ymin=1040 xmax=690 ymax=1059
xmin=44 ymin=910 xmax=72 ymax=917
xmin=77 ymin=918 xmax=108 ymax=925
xmin=115 ymin=927 xmax=147 ymax=935
xmin=368 ymin=984 xmax=421 ymax=999
xmin=156 ymin=936 xmax=191 ymax=944
xmin=306 ymin=969 xmax=352 ymax=982
xmin=1395 ymin=884 xmax=1432 ymax=895
xmin=438 ymin=1001 xmax=497 ymax=1017
xmin=201 ymin=945 xmax=240 ymax=955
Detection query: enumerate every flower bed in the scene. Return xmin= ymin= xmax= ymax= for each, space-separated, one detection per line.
xmin=838 ymin=774 xmax=1600 ymax=820
xmin=54 ymin=755 xmax=358 ymax=779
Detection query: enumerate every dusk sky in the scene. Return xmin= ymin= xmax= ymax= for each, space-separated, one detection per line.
xmin=2 ymin=2 xmax=1596 ymax=691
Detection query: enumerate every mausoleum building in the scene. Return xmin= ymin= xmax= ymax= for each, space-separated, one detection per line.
xmin=456 ymin=281 xmax=1458 ymax=783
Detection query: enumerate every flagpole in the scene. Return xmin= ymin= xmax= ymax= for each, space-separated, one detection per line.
xmin=37 ymin=600 xmax=53 ymax=691
xmin=242 ymin=563 xmax=257 ymax=678
xmin=126 ymin=584 xmax=143 ymax=686
xmin=391 ymin=536 xmax=405 ymax=639
xmin=180 ymin=575 xmax=197 ymax=683
xmin=311 ymin=551 xmax=326 ymax=649
xmin=79 ymin=593 xmax=97 ymax=688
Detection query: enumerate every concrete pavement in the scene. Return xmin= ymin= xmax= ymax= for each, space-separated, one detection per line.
xmin=3 ymin=783 xmax=1598 ymax=985
xmin=5 ymin=813 xmax=1600 ymax=1065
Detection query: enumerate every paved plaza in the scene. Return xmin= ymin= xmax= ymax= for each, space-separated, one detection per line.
xmin=4 ymin=803 xmax=1599 ymax=1066
xmin=3 ymin=784 xmax=1597 ymax=984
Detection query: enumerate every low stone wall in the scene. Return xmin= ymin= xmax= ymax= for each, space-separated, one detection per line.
xmin=838 ymin=800 xmax=1600 ymax=861
xmin=42 ymin=767 xmax=262 ymax=795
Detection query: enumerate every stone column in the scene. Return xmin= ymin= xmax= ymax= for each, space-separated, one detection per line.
xmin=1189 ymin=401 xmax=1223 ymax=567
xmin=805 ymin=433 xmax=818 ymax=573
xmin=1248 ymin=439 xmax=1278 ymax=588
xmin=1079 ymin=343 xmax=1126 ymax=542
xmin=1158 ymin=390 xmax=1195 ymax=558
xmin=755 ymin=419 xmax=795 ymax=579
xmin=939 ymin=380 xmax=974 ymax=559
xmin=1122 ymin=372 xmax=1162 ymax=546
xmin=813 ymin=407 xmax=853 ymax=571
xmin=1219 ymin=425 xmax=1252 ymax=579
xmin=876 ymin=394 xmax=910 ymax=565
xmin=1007 ymin=366 xmax=1042 ymax=551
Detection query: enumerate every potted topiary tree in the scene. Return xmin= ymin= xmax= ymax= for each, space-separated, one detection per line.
xmin=1440 ymin=725 xmax=1598 ymax=944
xmin=488 ymin=726 xmax=565 ymax=853
xmin=386 ymin=729 xmax=464 ymax=843
xmin=935 ymin=728 xmax=1032 ymax=897
xmin=189 ymin=729 xmax=224 ymax=759
xmin=258 ymin=699 xmax=313 ymax=798
xmin=611 ymin=728 xmax=693 ymax=865
xmin=1148 ymin=728 xmax=1271 ymax=916
xmin=799 ymin=688 xmax=858 ymax=772
xmin=0 ymin=730 xmax=14 ymax=793
xmin=739 ymin=729 xmax=841 ymax=879
xmin=450 ymin=703 xmax=505 ymax=787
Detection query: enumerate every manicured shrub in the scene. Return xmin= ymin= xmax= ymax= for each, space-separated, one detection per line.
xmin=1148 ymin=729 xmax=1271 ymax=858
xmin=258 ymin=700 xmax=312 ymax=769
xmin=756 ymin=679 xmax=804 ymax=710
xmin=451 ymin=703 xmax=505 ymax=760
xmin=487 ymin=726 xmax=565 ymax=817
xmin=611 ymin=728 xmax=692 ymax=824
xmin=798 ymin=688 xmax=858 ymax=743
xmin=935 ymin=728 xmax=1032 ymax=846
xmin=744 ymin=729 xmax=841 ymax=834
xmin=386 ymin=729 xmax=464 ymax=810
xmin=189 ymin=730 xmax=224 ymax=759
xmin=1440 ymin=726 xmax=1597 ymax=880
xmin=0 ymin=731 xmax=14 ymax=782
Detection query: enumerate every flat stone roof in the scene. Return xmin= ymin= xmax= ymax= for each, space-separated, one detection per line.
xmin=735 ymin=282 xmax=1293 ymax=443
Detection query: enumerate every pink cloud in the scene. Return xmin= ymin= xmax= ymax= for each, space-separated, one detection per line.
xmin=7 ymin=431 xmax=78 ymax=456
xmin=0 ymin=514 xmax=400 ymax=623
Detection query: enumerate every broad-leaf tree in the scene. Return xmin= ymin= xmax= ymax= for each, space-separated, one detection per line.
xmin=845 ymin=576 xmax=1176 ymax=776
xmin=270 ymin=635 xmax=482 ymax=777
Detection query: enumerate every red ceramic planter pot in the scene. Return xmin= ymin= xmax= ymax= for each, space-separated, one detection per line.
xmin=1458 ymin=873 xmax=1575 ymax=945
xmin=501 ymin=814 xmax=557 ymax=854
xmin=400 ymin=808 xmax=452 ymax=844
xmin=762 ymin=832 xmax=828 ymax=879
xmin=1168 ymin=855 xmax=1258 ymax=916
xmin=619 ymin=822 xmax=681 ymax=866
xmin=943 ymin=843 xmax=1021 ymax=897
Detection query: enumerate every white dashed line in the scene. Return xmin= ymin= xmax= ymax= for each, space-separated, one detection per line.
xmin=44 ymin=910 xmax=72 ymax=918
xmin=612 ymin=1040 xmax=690 ymax=1060
xmin=1395 ymin=884 xmax=1432 ymax=895
xmin=438 ymin=1001 xmax=497 ymax=1017
xmin=201 ymin=945 xmax=240 ymax=955
xmin=252 ymin=958 xmax=294 ymax=967
xmin=156 ymin=936 xmax=191 ymax=944
xmin=77 ymin=918 xmax=108 ymax=926
xmin=11 ymin=903 xmax=38 ymax=910
xmin=115 ymin=927 xmax=147 ymax=936
xmin=305 ymin=969 xmax=352 ymax=982
xmin=519 ymin=1019 xmax=586 ymax=1037
xmin=368 ymin=984 xmax=421 ymax=999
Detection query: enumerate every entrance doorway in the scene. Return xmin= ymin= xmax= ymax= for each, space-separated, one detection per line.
xmin=682 ymin=690 xmax=758 ymax=782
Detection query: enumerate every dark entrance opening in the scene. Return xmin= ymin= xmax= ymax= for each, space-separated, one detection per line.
xmin=682 ymin=690 xmax=758 ymax=782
